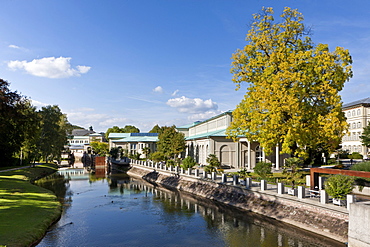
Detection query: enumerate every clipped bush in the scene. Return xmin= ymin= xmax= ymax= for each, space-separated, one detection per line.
xmin=348 ymin=152 xmax=363 ymax=159
xmin=181 ymin=156 xmax=196 ymax=169
xmin=325 ymin=174 xmax=354 ymax=200
xmin=254 ymin=162 xmax=272 ymax=180
xmin=166 ymin=159 xmax=175 ymax=167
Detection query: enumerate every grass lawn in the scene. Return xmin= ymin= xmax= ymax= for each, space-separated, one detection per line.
xmin=0 ymin=163 xmax=62 ymax=247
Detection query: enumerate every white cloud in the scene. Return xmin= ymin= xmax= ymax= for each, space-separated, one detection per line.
xmin=7 ymin=56 xmax=91 ymax=78
xmin=9 ymin=44 xmax=21 ymax=49
xmin=166 ymin=96 xmax=218 ymax=114
xmin=30 ymin=99 xmax=49 ymax=108
xmin=188 ymin=110 xmax=222 ymax=122
xmin=171 ymin=89 xmax=179 ymax=96
xmin=153 ymin=86 xmax=163 ymax=93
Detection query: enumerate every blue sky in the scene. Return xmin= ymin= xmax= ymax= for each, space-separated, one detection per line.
xmin=1 ymin=0 xmax=369 ymax=132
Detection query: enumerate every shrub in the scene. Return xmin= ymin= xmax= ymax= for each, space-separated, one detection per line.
xmin=206 ymin=154 xmax=221 ymax=168
xmin=181 ymin=156 xmax=196 ymax=169
xmin=237 ymin=168 xmax=251 ymax=179
xmin=351 ymin=161 xmax=370 ymax=172
xmin=254 ymin=162 xmax=272 ymax=180
xmin=282 ymin=157 xmax=303 ymax=188
xmin=324 ymin=174 xmax=354 ymax=200
xmin=348 ymin=152 xmax=363 ymax=159
xmin=150 ymin=151 xmax=165 ymax=162
xmin=166 ymin=159 xmax=175 ymax=167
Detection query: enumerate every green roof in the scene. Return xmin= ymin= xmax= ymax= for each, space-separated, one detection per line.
xmin=112 ymin=136 xmax=158 ymax=142
xmin=186 ymin=129 xmax=227 ymax=140
xmin=108 ymin=133 xmax=131 ymax=138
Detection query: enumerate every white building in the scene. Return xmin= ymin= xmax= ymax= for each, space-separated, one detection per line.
xmin=108 ymin=133 xmax=158 ymax=158
xmin=67 ymin=129 xmax=106 ymax=154
xmin=177 ymin=111 xmax=288 ymax=170
xmin=341 ymin=98 xmax=370 ymax=157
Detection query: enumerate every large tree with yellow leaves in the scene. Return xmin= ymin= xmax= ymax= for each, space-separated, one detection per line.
xmin=226 ymin=7 xmax=352 ymax=159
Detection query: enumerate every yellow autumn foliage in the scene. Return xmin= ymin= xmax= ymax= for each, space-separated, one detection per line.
xmin=226 ymin=7 xmax=352 ymax=158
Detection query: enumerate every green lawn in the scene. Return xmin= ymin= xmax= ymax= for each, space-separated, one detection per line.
xmin=0 ymin=164 xmax=62 ymax=247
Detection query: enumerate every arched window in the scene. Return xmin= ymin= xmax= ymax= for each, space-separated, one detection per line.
xmin=357 ymin=109 xmax=361 ymax=115
xmin=255 ymin=145 xmax=263 ymax=163
xmin=352 ymin=110 xmax=356 ymax=116
xmin=353 ymin=123 xmax=356 ymax=129
xmin=358 ymin=122 xmax=361 ymax=128
xmin=348 ymin=111 xmax=351 ymax=117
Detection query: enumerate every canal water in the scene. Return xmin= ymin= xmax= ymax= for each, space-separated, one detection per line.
xmin=36 ymin=169 xmax=345 ymax=247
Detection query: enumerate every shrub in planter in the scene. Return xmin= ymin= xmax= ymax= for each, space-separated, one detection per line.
xmin=324 ymin=174 xmax=354 ymax=200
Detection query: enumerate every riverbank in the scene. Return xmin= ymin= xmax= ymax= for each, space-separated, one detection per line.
xmin=0 ymin=163 xmax=62 ymax=247
xmin=128 ymin=165 xmax=349 ymax=244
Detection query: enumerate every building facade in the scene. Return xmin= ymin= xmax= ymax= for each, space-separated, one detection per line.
xmin=177 ymin=111 xmax=287 ymax=170
xmin=341 ymin=97 xmax=370 ymax=157
xmin=109 ymin=133 xmax=158 ymax=158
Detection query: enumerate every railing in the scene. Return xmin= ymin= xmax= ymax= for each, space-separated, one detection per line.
xmin=131 ymin=159 xmax=356 ymax=211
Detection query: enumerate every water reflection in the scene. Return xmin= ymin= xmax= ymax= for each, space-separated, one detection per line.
xmin=37 ymin=171 xmax=345 ymax=247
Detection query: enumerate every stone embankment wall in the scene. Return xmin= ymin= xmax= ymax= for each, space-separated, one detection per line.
xmin=128 ymin=166 xmax=349 ymax=243
xmin=348 ymin=202 xmax=370 ymax=247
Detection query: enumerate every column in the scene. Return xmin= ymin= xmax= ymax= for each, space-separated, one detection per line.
xmin=222 ymin=173 xmax=227 ymax=183
xmin=320 ymin=190 xmax=329 ymax=204
xmin=245 ymin=177 xmax=252 ymax=189
xmin=247 ymin=140 xmax=251 ymax=170
xmin=211 ymin=172 xmax=217 ymax=181
xmin=275 ymin=144 xmax=280 ymax=170
xmin=261 ymin=180 xmax=267 ymax=191
xmin=277 ymin=183 xmax=284 ymax=194
xmin=187 ymin=168 xmax=192 ymax=176
xmin=347 ymin=194 xmax=356 ymax=210
xmin=297 ymin=186 xmax=305 ymax=199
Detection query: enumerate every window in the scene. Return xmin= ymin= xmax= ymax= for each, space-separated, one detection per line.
xmin=357 ymin=109 xmax=361 ymax=115
xmin=353 ymin=123 xmax=356 ymax=129
xmin=348 ymin=111 xmax=351 ymax=117
xmin=358 ymin=122 xmax=361 ymax=128
xmin=352 ymin=110 xmax=355 ymax=116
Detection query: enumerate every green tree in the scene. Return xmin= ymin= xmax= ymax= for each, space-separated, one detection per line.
xmin=360 ymin=124 xmax=370 ymax=148
xmin=226 ymin=7 xmax=352 ymax=160
xmin=325 ymin=174 xmax=354 ymax=200
xmin=204 ymin=154 xmax=221 ymax=173
xmin=105 ymin=125 xmax=140 ymax=140
xmin=0 ymin=79 xmax=34 ymax=165
xmin=105 ymin=126 xmax=124 ymax=140
xmin=38 ymin=105 xmax=71 ymax=162
xmin=157 ymin=126 xmax=186 ymax=160
xmin=149 ymin=124 xmax=162 ymax=133
xmin=254 ymin=162 xmax=272 ymax=180
xmin=282 ymin=157 xmax=303 ymax=188
xmin=142 ymin=147 xmax=151 ymax=159
xmin=121 ymin=125 xmax=140 ymax=133
xmin=150 ymin=151 xmax=165 ymax=162
xmin=19 ymin=101 xmax=41 ymax=164
xmin=90 ymin=141 xmax=109 ymax=156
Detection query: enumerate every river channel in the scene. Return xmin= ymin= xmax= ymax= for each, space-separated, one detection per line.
xmin=36 ymin=168 xmax=345 ymax=247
